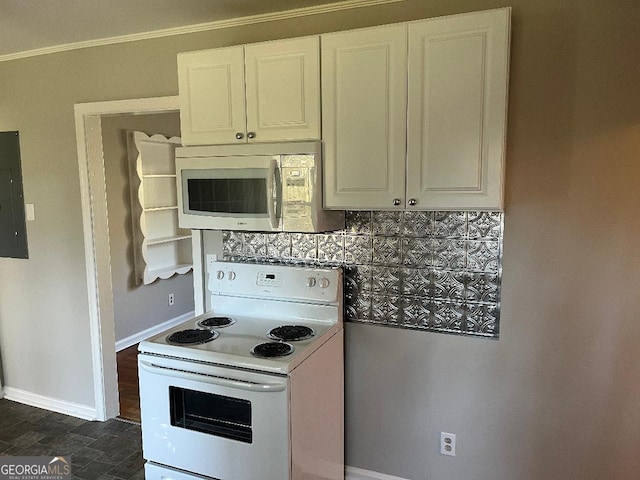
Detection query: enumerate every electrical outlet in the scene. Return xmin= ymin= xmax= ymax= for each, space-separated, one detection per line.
xmin=168 ymin=293 xmax=175 ymax=306
xmin=440 ymin=432 xmax=456 ymax=456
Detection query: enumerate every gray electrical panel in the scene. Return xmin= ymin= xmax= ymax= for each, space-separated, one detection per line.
xmin=0 ymin=131 xmax=28 ymax=259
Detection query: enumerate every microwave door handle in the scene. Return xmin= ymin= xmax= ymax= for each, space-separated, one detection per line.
xmin=267 ymin=158 xmax=278 ymax=230
xmin=139 ymin=360 xmax=286 ymax=392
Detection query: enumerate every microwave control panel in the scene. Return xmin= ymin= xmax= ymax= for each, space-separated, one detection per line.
xmin=281 ymin=155 xmax=314 ymax=205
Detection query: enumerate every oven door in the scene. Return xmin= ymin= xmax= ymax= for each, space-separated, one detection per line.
xmin=138 ymin=354 xmax=290 ymax=480
xmin=176 ymin=155 xmax=280 ymax=231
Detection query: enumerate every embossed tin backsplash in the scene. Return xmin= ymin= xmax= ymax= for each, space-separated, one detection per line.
xmin=222 ymin=211 xmax=503 ymax=338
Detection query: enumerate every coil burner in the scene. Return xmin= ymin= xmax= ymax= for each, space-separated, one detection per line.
xmin=197 ymin=316 xmax=236 ymax=329
xmin=267 ymin=325 xmax=315 ymax=342
xmin=167 ymin=329 xmax=218 ymax=345
xmin=250 ymin=342 xmax=294 ymax=358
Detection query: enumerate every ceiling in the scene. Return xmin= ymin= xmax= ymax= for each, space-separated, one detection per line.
xmin=0 ymin=0 xmax=355 ymax=58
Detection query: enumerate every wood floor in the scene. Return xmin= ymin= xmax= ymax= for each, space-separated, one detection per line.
xmin=116 ymin=344 xmax=141 ymax=423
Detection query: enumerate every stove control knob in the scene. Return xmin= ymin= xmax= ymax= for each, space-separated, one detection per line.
xmin=216 ymin=270 xmax=225 ymax=280
xmin=306 ymin=277 xmax=316 ymax=288
xmin=228 ymin=271 xmax=236 ymax=281
xmin=320 ymin=277 xmax=331 ymax=289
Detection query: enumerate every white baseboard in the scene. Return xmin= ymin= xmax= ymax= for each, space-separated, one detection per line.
xmin=346 ymin=466 xmax=411 ymax=480
xmin=115 ymin=311 xmax=195 ymax=352
xmin=3 ymin=386 xmax=97 ymax=420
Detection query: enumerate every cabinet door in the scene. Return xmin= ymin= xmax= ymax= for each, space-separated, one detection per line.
xmin=244 ymin=36 xmax=320 ymax=143
xmin=407 ymin=8 xmax=510 ymax=210
xmin=178 ymin=46 xmax=247 ymax=145
xmin=322 ymin=24 xmax=407 ymax=209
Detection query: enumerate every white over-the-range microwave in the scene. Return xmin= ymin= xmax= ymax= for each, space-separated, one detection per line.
xmin=175 ymin=141 xmax=344 ymax=232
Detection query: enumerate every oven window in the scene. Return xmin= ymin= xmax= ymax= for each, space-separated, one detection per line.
xmin=169 ymin=387 xmax=252 ymax=444
xmin=187 ymin=178 xmax=267 ymax=215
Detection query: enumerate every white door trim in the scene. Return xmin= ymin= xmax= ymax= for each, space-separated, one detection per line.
xmin=74 ymin=96 xmax=180 ymax=420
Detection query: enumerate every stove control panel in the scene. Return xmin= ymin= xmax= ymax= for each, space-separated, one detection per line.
xmin=215 ymin=270 xmax=237 ymax=281
xmin=257 ymin=271 xmax=284 ymax=287
xmin=209 ymin=261 xmax=341 ymax=303
xmin=307 ymin=277 xmax=331 ymax=288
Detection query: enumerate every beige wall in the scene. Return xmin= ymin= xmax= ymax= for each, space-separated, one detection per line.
xmin=101 ymin=113 xmax=194 ymax=343
xmin=0 ymin=1 xmax=639 ymax=478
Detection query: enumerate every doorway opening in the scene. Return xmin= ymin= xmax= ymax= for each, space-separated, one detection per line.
xmin=75 ymin=96 xmax=200 ymax=421
xmin=116 ymin=345 xmax=141 ymax=422
xmin=100 ymin=111 xmax=195 ymax=422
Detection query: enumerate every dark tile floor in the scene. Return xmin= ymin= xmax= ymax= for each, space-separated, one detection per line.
xmin=0 ymin=398 xmax=144 ymax=480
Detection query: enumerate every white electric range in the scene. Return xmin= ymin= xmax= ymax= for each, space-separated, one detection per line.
xmin=138 ymin=260 xmax=344 ymax=480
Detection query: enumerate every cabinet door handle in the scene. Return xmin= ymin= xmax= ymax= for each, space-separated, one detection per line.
xmin=235 ymin=132 xmax=244 ymax=140
xmin=393 ymin=198 xmax=402 ymax=206
xmin=247 ymin=132 xmax=256 ymax=139
xmin=408 ymin=198 xmax=417 ymax=206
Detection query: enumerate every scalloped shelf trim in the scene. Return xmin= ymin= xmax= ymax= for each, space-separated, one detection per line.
xmin=144 ymin=264 xmax=193 ymax=284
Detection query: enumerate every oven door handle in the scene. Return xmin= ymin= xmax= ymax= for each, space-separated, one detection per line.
xmin=139 ymin=360 xmax=287 ymax=392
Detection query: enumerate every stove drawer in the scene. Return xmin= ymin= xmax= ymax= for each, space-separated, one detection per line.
xmin=145 ymin=462 xmax=209 ymax=480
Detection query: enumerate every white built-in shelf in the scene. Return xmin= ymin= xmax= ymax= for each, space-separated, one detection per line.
xmin=144 ymin=206 xmax=179 ymax=212
xmin=146 ymin=235 xmax=193 ymax=246
xmin=128 ymin=131 xmax=193 ymax=285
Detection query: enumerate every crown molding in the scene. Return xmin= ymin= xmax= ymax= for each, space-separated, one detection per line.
xmin=0 ymin=0 xmax=404 ymax=63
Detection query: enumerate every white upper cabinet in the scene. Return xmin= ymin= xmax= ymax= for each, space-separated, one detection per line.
xmin=322 ymin=8 xmax=510 ymax=210
xmin=407 ymin=8 xmax=510 ymax=210
xmin=179 ymin=36 xmax=320 ymax=145
xmin=322 ymin=24 xmax=408 ymax=209
xmin=178 ymin=46 xmax=246 ymax=146
xmin=244 ymin=37 xmax=320 ymax=143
